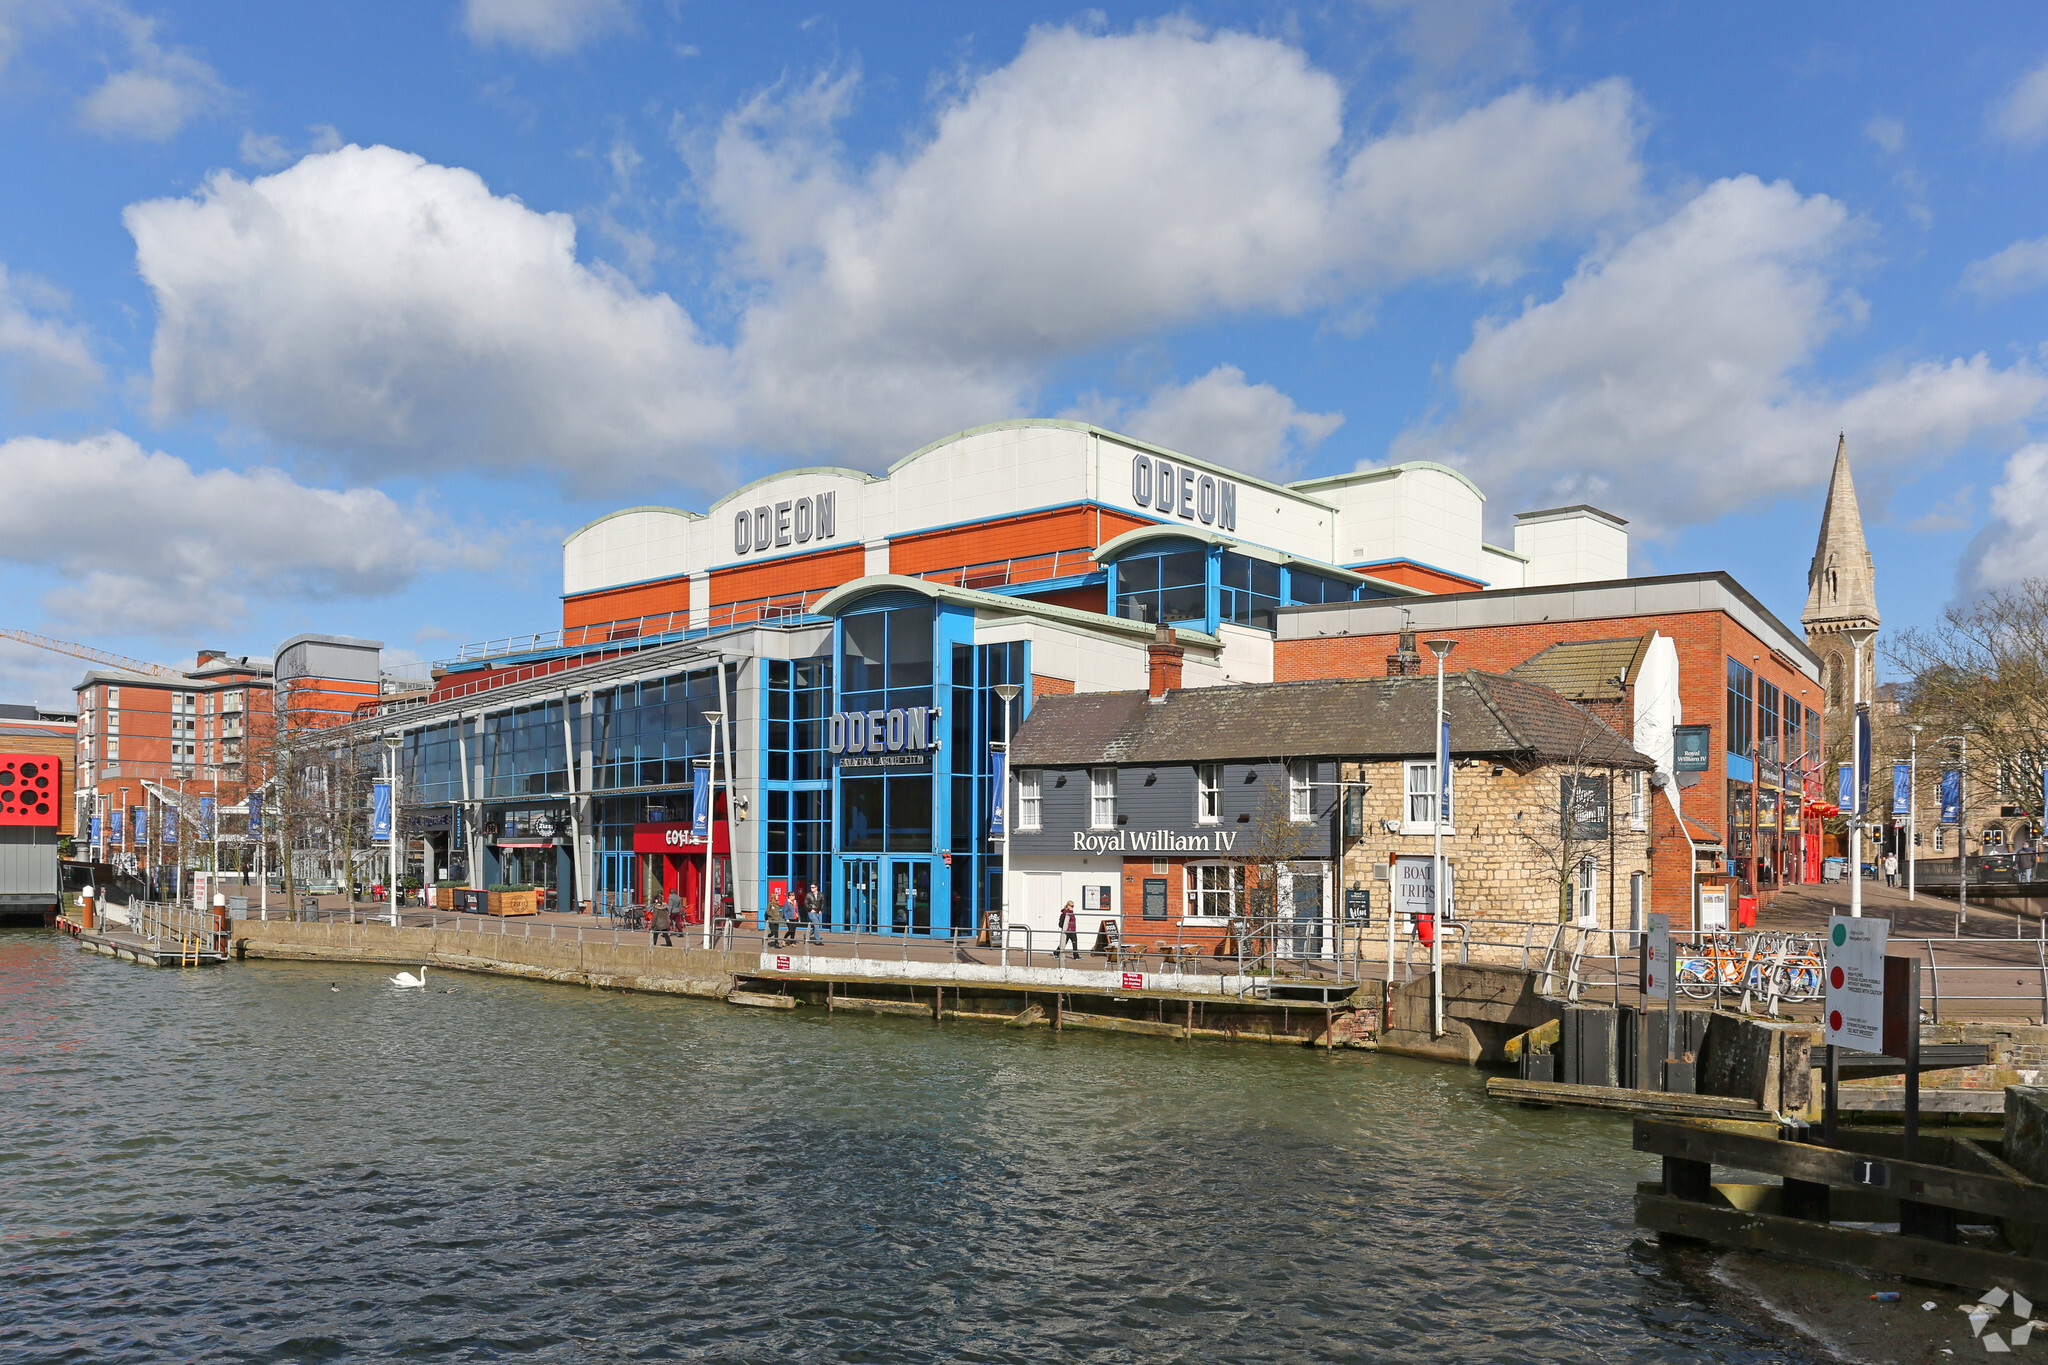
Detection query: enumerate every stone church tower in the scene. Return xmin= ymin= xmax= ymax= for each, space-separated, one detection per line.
xmin=1801 ymin=434 xmax=1880 ymax=739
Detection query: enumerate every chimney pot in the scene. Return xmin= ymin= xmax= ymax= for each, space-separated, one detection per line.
xmin=1146 ymin=625 xmax=1184 ymax=700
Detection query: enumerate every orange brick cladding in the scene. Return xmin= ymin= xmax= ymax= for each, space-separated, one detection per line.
xmin=1276 ymin=608 xmax=1822 ymax=928
xmin=709 ymin=546 xmax=867 ymax=605
xmin=565 ymin=578 xmax=689 ymax=630
xmin=1031 ymin=674 xmax=1075 ymax=697
xmin=887 ymin=506 xmax=1150 ymax=575
xmin=1352 ymin=562 xmax=1482 ymax=593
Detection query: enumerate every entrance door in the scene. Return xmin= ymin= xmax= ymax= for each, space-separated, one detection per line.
xmin=842 ymin=858 xmax=880 ymax=932
xmin=888 ymin=860 xmax=933 ymax=934
xmin=1279 ymin=863 xmax=1327 ymax=960
xmin=1017 ymin=871 xmax=1062 ymax=951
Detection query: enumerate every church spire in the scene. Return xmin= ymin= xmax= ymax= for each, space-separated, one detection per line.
xmin=1802 ymin=433 xmax=1879 ymax=633
xmin=1802 ymin=433 xmax=1880 ymax=725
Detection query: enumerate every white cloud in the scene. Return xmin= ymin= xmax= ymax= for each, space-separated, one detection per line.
xmin=126 ymin=144 xmax=737 ymax=484
xmin=1864 ymin=115 xmax=1905 ymax=154
xmin=1991 ymin=54 xmax=2048 ymax=147
xmin=76 ymin=10 xmax=227 ymax=141
xmin=1967 ymin=445 xmax=2048 ymax=591
xmin=126 ymin=24 xmax=1641 ymax=485
xmin=463 ymin=0 xmax=633 ymax=56
xmin=1392 ymin=175 xmax=2048 ymax=534
xmin=1963 ymin=235 xmax=2048 ymax=302
xmin=238 ymin=129 xmax=288 ymax=168
xmin=0 ymin=263 xmax=101 ymax=408
xmin=0 ymin=431 xmax=470 ymax=636
xmin=1081 ymin=365 xmax=1344 ymax=476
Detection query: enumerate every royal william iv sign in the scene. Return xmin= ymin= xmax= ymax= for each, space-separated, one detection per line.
xmin=829 ymin=706 xmax=939 ymax=769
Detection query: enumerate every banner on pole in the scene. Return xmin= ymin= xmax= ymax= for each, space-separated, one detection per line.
xmin=989 ymin=745 xmax=1007 ymax=838
xmin=1939 ymin=768 xmax=1962 ymax=824
xmin=109 ymin=808 xmax=123 ymax=844
xmin=89 ymin=815 xmax=101 ymax=847
xmin=690 ymin=762 xmax=710 ymax=839
xmin=370 ymin=783 xmax=391 ymax=842
xmin=132 ymin=806 xmax=146 ymax=844
xmin=1838 ymin=763 xmax=1854 ymax=811
xmin=164 ymin=806 xmax=176 ymax=844
xmin=246 ymin=793 xmax=262 ymax=836
xmin=1854 ymin=710 xmax=1871 ymax=815
xmin=1891 ymin=763 xmax=1910 ymax=817
xmin=1437 ymin=719 xmax=1452 ymax=822
xmin=200 ymin=796 xmax=216 ymax=841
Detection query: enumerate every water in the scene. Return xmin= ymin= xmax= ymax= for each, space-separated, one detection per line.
xmin=0 ymin=930 xmax=1812 ymax=1363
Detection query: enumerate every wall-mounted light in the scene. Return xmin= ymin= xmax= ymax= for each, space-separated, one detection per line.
xmin=1381 ymin=819 xmax=1400 ymax=834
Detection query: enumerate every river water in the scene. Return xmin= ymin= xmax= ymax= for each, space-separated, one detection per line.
xmin=0 ymin=930 xmax=1815 ymax=1363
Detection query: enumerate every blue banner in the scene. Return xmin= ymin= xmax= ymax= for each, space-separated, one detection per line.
xmin=989 ymin=746 xmax=1007 ymax=838
xmin=1838 ymin=763 xmax=1854 ymax=810
xmin=691 ymin=762 xmax=710 ymax=839
xmin=1892 ymin=764 xmax=1910 ymax=817
xmin=246 ymin=793 xmax=262 ymax=836
xmin=109 ymin=808 xmax=124 ymax=844
xmin=90 ymin=814 xmax=102 ymax=847
xmin=1854 ymin=710 xmax=1871 ymax=815
xmin=1438 ymin=718 xmax=1452 ymax=822
xmin=200 ymin=796 xmax=216 ymax=841
xmin=1939 ymin=768 xmax=1962 ymax=825
xmin=164 ymin=805 xmax=176 ymax=844
xmin=132 ymin=806 xmax=146 ymax=844
xmin=370 ymin=783 xmax=391 ymax=841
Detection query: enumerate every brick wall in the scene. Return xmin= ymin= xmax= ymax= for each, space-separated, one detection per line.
xmin=887 ymin=506 xmax=1148 ymax=574
xmin=564 ymin=577 xmax=689 ymax=629
xmin=708 ymin=545 xmax=867 ymax=605
xmin=1032 ymin=674 xmax=1075 ymax=697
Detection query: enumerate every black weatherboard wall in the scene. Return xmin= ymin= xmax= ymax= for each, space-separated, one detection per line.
xmin=1008 ymin=761 xmax=1338 ymax=857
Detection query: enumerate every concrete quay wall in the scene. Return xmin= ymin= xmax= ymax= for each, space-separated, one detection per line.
xmin=230 ymin=918 xmax=745 ymax=1000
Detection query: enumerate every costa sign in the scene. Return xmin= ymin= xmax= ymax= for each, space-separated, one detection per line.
xmin=829 ymin=705 xmax=937 ymax=769
xmin=1130 ymin=453 xmax=1237 ymax=532
xmin=734 ymin=490 xmax=837 ymax=556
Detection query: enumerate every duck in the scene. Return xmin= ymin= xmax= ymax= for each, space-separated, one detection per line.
xmin=391 ymin=966 xmax=428 ymax=988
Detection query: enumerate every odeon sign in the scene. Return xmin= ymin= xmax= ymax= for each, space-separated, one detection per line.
xmin=734 ymin=490 xmax=838 ymax=556
xmin=828 ymin=705 xmax=939 ymax=769
xmin=1129 ymin=453 xmax=1237 ymax=532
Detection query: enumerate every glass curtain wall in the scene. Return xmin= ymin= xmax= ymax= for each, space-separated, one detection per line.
xmin=838 ymin=605 xmax=936 ymax=858
xmin=765 ymin=658 xmax=831 ymax=905
xmin=481 ymin=701 xmax=569 ymax=798
xmin=951 ymin=640 xmax=1026 ymax=932
xmin=590 ymin=669 xmax=721 ymax=911
xmin=1116 ymin=543 xmax=1392 ymax=633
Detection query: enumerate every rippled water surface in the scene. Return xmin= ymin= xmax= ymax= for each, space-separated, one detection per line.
xmin=0 ymin=930 xmax=1814 ymax=1362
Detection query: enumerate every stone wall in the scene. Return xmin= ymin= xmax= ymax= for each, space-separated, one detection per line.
xmin=1339 ymin=758 xmax=1652 ymax=928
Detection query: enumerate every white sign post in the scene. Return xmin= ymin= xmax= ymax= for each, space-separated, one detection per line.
xmin=1644 ymin=912 xmax=1672 ymax=1002
xmin=1824 ymin=914 xmax=1888 ymax=1053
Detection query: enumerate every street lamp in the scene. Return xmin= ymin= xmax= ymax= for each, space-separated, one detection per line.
xmin=1908 ymin=724 xmax=1923 ymax=903
xmin=993 ymin=683 xmax=1022 ymax=959
xmin=1425 ymin=638 xmax=1457 ymax=1038
xmin=383 ymin=734 xmax=403 ymax=927
xmin=1842 ymin=625 xmax=1877 ymax=918
xmin=701 ymin=710 xmax=723 ymax=951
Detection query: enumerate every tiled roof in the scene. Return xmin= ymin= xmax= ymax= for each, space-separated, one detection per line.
xmin=1011 ymin=672 xmax=1652 ymax=770
xmin=1508 ymin=635 xmax=1651 ymax=702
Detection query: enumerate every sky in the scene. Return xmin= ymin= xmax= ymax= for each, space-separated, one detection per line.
xmin=2 ymin=0 xmax=2047 ymax=705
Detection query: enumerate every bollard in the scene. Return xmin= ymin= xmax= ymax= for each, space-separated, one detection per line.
xmin=212 ymin=893 xmax=229 ymax=958
xmin=79 ymin=885 xmax=96 ymax=932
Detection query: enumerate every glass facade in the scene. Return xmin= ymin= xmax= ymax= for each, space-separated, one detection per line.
xmin=1110 ymin=539 xmax=1389 ymax=634
xmin=481 ymin=700 xmax=569 ymax=798
xmin=1725 ymin=658 xmax=1754 ymax=759
xmin=592 ymin=671 xmax=718 ymax=790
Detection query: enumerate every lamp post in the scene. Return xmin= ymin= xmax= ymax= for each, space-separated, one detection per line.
xmin=993 ymin=683 xmax=1022 ymax=960
xmin=1843 ymin=625 xmax=1876 ymax=918
xmin=1425 ymin=638 xmax=1457 ymax=1039
xmin=384 ymin=734 xmax=402 ymax=927
xmin=701 ymin=710 xmax=723 ymax=951
xmin=1908 ymin=724 xmax=1922 ymax=902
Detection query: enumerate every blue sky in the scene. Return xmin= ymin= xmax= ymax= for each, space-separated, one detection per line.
xmin=3 ymin=0 xmax=2047 ymax=704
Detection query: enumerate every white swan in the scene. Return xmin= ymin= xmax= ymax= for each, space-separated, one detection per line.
xmin=391 ymin=966 xmax=428 ymax=988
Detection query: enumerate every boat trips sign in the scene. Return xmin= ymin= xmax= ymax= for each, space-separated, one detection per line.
xmin=1824 ymin=914 xmax=1888 ymax=1053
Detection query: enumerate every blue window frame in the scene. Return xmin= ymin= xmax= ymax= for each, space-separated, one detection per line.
xmin=1220 ymin=552 xmax=1281 ymax=629
xmin=1112 ymin=547 xmax=1208 ymax=626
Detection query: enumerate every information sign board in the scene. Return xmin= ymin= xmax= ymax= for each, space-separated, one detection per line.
xmin=1698 ymin=884 xmax=1728 ymax=930
xmin=1824 ymin=914 xmax=1889 ymax=1053
xmin=1643 ymin=913 xmax=1672 ymax=1002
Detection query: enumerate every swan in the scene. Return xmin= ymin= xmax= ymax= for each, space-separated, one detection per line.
xmin=391 ymin=966 xmax=428 ymax=988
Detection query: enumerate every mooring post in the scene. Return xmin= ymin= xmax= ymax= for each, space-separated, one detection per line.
xmin=933 ymin=986 xmax=943 ymax=1022
xmin=1054 ymin=993 xmax=1063 ymax=1032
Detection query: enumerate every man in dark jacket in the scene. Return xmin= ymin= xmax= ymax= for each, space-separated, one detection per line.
xmin=654 ymin=891 xmax=676 ymax=947
xmin=804 ymin=882 xmax=825 ymax=944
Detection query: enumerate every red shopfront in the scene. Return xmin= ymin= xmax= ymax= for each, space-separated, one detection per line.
xmin=630 ymin=819 xmax=732 ymax=923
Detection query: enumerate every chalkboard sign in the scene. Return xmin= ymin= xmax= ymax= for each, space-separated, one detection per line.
xmin=1345 ymin=887 xmax=1370 ymax=926
xmin=1142 ymin=877 xmax=1168 ymax=920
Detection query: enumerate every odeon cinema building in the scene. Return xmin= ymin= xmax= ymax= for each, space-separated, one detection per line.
xmin=358 ymin=419 xmax=1646 ymax=935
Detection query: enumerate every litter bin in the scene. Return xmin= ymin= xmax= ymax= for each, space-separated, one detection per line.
xmin=1416 ymin=911 xmax=1435 ymax=946
xmin=1736 ymin=895 xmax=1757 ymax=928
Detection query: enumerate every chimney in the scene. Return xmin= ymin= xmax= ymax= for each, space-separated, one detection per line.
xmin=1147 ymin=624 xmax=1184 ymax=700
xmin=1386 ymin=626 xmax=1422 ymax=677
xmin=197 ymin=649 xmax=226 ymax=666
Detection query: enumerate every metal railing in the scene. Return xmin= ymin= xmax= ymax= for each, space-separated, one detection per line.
xmin=127 ymin=899 xmax=220 ymax=959
xmin=915 ymin=548 xmax=1096 ymax=592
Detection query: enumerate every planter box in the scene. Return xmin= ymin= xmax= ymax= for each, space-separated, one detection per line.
xmin=488 ymin=890 xmax=538 ymax=917
xmin=436 ymin=888 xmax=457 ymax=910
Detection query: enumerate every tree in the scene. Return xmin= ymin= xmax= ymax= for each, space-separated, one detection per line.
xmin=1512 ymin=718 xmax=1626 ymax=923
xmin=1887 ymin=581 xmax=2048 ymax=839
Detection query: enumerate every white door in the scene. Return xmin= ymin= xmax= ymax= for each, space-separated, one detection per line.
xmin=1018 ymin=872 xmax=1063 ymax=950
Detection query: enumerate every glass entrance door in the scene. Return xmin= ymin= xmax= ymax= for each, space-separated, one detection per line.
xmin=1279 ymin=862 xmax=1327 ymax=960
xmin=888 ymin=859 xmax=933 ymax=934
xmin=842 ymin=857 xmax=880 ymax=932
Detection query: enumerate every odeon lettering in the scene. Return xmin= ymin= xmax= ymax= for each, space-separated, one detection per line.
xmin=828 ymin=706 xmax=938 ymax=768
xmin=734 ymin=490 xmax=837 ymax=556
xmin=1072 ymin=829 xmax=1239 ymax=854
xmin=1130 ymin=454 xmax=1236 ymax=532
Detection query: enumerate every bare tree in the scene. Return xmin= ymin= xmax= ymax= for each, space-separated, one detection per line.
xmin=1513 ymin=724 xmax=1622 ymax=923
xmin=1887 ymin=581 xmax=2048 ymax=830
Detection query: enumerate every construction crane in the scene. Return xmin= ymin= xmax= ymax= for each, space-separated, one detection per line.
xmin=0 ymin=629 xmax=181 ymax=678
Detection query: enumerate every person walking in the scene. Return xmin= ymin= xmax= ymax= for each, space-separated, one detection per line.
xmin=781 ymin=891 xmax=801 ymax=947
xmin=1882 ymin=850 xmax=1898 ymax=888
xmin=653 ymin=890 xmax=676 ymax=947
xmin=765 ymin=890 xmax=784 ymax=947
xmin=1057 ymin=900 xmax=1079 ymax=960
xmin=804 ymin=882 xmax=824 ymax=944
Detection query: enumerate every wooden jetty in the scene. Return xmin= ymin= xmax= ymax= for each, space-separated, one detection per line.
xmin=56 ymin=901 xmax=229 ymax=968
xmin=1633 ymin=1115 xmax=2048 ymax=1298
